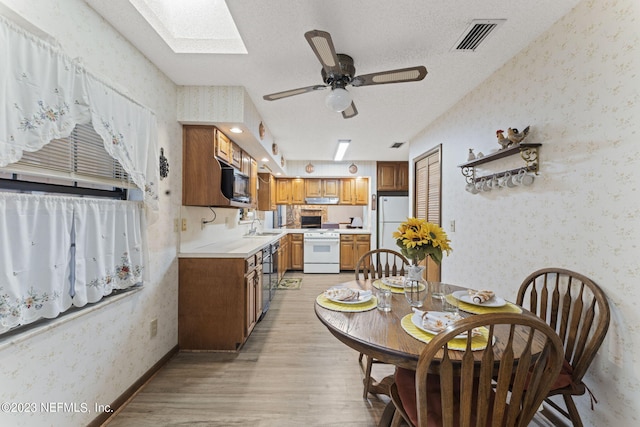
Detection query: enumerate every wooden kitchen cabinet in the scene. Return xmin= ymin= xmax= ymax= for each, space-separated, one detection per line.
xmin=258 ymin=172 xmax=276 ymax=211
xmin=377 ymin=161 xmax=409 ymax=192
xmin=306 ymin=178 xmax=340 ymax=198
xmin=231 ymin=142 xmax=242 ymax=169
xmin=290 ymin=233 xmax=304 ymax=270
xmin=215 ymin=129 xmax=232 ymax=164
xmin=182 ymin=125 xmax=255 ymax=208
xmin=339 ymin=233 xmax=371 ymax=270
xmin=276 ymin=178 xmax=305 ymax=204
xmin=339 ymin=177 xmax=369 ymax=205
xmin=179 ymin=250 xmax=263 ymax=351
xmin=250 ymin=158 xmax=258 ymax=209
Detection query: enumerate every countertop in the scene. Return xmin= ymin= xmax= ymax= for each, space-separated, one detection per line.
xmin=178 ymin=228 xmax=371 ymax=259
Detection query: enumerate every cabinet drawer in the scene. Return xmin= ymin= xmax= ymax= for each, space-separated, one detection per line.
xmin=255 ymin=250 xmax=263 ymax=265
xmin=245 ymin=254 xmax=257 ymax=272
xmin=356 ymin=235 xmax=370 ymax=242
xmin=291 ymin=233 xmax=303 ymax=242
xmin=340 ymin=234 xmax=354 ymax=242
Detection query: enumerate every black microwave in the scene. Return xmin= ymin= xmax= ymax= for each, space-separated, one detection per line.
xmin=221 ymin=167 xmax=250 ymax=203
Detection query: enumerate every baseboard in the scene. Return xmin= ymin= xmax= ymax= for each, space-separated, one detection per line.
xmin=88 ymin=344 xmax=179 ymax=427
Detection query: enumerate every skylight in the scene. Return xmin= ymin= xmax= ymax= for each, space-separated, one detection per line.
xmin=129 ymin=0 xmax=247 ymax=54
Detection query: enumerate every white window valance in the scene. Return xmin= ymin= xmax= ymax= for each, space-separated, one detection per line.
xmin=0 ymin=14 xmax=159 ymax=211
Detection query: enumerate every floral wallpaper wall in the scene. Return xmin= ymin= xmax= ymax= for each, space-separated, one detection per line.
xmin=0 ymin=0 xmax=181 ymax=425
xmin=409 ymin=0 xmax=640 ymax=424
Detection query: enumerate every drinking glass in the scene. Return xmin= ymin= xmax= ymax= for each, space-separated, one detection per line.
xmin=429 ymin=281 xmax=445 ymax=300
xmin=404 ymin=278 xmax=427 ymax=308
xmin=377 ymin=288 xmax=392 ymax=312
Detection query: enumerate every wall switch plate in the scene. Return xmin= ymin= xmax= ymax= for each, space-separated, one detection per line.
xmin=150 ymin=318 xmax=158 ymax=338
xmin=450 ymin=220 xmax=456 ymax=232
xmin=181 ymin=218 xmax=187 ymax=231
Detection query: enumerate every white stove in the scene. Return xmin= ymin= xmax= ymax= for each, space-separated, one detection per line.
xmin=303 ymin=230 xmax=340 ymax=273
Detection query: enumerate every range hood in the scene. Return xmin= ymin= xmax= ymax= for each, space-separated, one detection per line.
xmin=305 ymin=197 xmax=339 ymax=205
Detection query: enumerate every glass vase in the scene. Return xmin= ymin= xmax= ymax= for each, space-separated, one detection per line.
xmin=404 ymin=264 xmax=427 ymax=308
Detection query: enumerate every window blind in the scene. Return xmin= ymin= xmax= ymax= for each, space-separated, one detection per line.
xmin=2 ymin=123 xmax=133 ymax=189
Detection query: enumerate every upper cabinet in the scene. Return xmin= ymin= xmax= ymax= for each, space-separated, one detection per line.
xmin=276 ymin=178 xmax=305 ymax=205
xmin=305 ymin=178 xmax=340 ymax=198
xmin=339 ymin=178 xmax=369 ymax=205
xmin=258 ymin=172 xmax=276 ymax=211
xmin=377 ymin=161 xmax=409 ymax=192
xmin=182 ymin=125 xmax=256 ymax=208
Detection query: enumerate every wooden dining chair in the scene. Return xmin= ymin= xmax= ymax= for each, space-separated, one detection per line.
xmin=516 ymin=268 xmax=610 ymax=427
xmin=389 ymin=312 xmax=565 ymax=427
xmin=355 ymin=248 xmax=410 ymax=398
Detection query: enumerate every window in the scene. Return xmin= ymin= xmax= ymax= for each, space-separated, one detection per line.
xmin=0 ymin=123 xmax=135 ymax=197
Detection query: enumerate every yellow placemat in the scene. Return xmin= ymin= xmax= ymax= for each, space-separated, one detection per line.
xmin=373 ymin=278 xmax=426 ymax=294
xmin=400 ymin=314 xmax=490 ymax=351
xmin=315 ymin=294 xmax=378 ymax=312
xmin=446 ymin=294 xmax=522 ymax=314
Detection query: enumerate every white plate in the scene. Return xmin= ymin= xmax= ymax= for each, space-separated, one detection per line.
xmin=411 ymin=311 xmax=466 ymax=338
xmin=325 ymin=287 xmax=373 ymax=304
xmin=381 ymin=276 xmax=405 ymax=288
xmin=452 ymin=290 xmax=506 ymax=307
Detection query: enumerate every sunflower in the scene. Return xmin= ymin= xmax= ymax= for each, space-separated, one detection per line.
xmin=394 ymin=217 xmax=452 ymax=265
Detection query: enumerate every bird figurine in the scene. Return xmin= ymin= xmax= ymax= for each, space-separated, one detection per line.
xmin=507 ymin=126 xmax=530 ymax=145
xmin=496 ymin=130 xmax=510 ymax=149
xmin=467 ymin=148 xmax=476 ymax=161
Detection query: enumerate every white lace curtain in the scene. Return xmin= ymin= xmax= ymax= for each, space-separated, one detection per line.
xmin=0 ymin=14 xmax=159 ymax=211
xmin=0 ymin=193 xmax=145 ymax=334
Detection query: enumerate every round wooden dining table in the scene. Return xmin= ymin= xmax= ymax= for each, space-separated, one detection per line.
xmin=314 ymin=278 xmax=534 ymax=426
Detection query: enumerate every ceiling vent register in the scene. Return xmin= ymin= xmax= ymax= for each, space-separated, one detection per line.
xmin=455 ymin=19 xmax=506 ymax=51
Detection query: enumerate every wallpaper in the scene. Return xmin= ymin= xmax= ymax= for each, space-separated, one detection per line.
xmin=0 ymin=0 xmax=182 ymax=425
xmin=409 ymin=0 xmax=640 ymax=424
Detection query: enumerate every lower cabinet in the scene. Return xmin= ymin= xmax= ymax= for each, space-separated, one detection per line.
xmin=290 ymin=233 xmax=304 ymax=270
xmin=179 ymin=251 xmax=262 ymax=351
xmin=339 ymin=234 xmax=371 ymax=270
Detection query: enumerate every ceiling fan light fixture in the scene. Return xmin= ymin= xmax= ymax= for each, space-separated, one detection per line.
xmin=325 ymin=88 xmax=352 ymax=112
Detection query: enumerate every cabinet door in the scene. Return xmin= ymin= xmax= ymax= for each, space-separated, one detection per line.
xmin=396 ymin=162 xmax=409 ymax=191
xmin=215 ymin=129 xmax=232 ymax=164
xmin=323 ymin=179 xmax=340 ymax=197
xmin=245 ymin=269 xmax=257 ymax=337
xmin=241 ymin=151 xmax=251 ymax=175
xmin=291 ymin=178 xmax=306 ymax=204
xmin=250 ymin=158 xmax=258 ymax=209
xmin=355 ymin=178 xmax=369 ymax=205
xmin=355 ymin=235 xmax=371 ymax=264
xmin=377 ymin=162 xmax=398 ymax=191
xmin=305 ymin=179 xmax=322 ymax=198
xmin=291 ymin=235 xmax=304 ymax=270
xmin=258 ymin=173 xmax=275 ymax=211
xmin=339 ymin=179 xmax=354 ymax=204
xmin=339 ymin=235 xmax=355 ymax=270
xmin=231 ymin=143 xmax=242 ymax=169
xmin=276 ymin=179 xmax=291 ymax=204
xmin=254 ymin=264 xmax=263 ymax=324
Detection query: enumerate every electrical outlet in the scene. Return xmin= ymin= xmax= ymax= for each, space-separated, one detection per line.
xmin=150 ymin=318 xmax=158 ymax=338
xmin=181 ymin=218 xmax=187 ymax=231
xmin=174 ymin=219 xmax=179 ymax=232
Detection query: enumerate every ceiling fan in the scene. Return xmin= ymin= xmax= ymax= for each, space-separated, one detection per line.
xmin=263 ymin=30 xmax=428 ymax=119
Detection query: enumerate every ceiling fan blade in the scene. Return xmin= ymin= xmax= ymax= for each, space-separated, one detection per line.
xmin=351 ymin=66 xmax=427 ymax=87
xmin=263 ymin=85 xmax=327 ymax=101
xmin=304 ymin=30 xmax=342 ymax=76
xmin=342 ymin=102 xmax=358 ymax=119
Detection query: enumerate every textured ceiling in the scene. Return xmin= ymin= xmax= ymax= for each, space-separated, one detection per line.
xmin=84 ymin=0 xmax=581 ymax=162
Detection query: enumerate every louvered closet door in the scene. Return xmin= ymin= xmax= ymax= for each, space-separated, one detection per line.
xmin=414 ymin=146 xmax=441 ymax=282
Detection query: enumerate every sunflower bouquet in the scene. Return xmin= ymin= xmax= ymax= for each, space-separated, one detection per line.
xmin=393 ymin=217 xmax=452 ymax=265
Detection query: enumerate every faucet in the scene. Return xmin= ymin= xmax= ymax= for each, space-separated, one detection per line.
xmin=248 ymin=217 xmax=261 ymax=235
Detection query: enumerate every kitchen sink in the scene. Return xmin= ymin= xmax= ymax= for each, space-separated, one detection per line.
xmin=242 ymin=231 xmax=282 ymax=238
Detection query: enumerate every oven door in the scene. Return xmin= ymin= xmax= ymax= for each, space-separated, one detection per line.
xmin=304 ymin=239 xmax=338 ymax=263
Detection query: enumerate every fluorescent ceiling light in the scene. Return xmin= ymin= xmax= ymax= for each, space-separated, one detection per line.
xmin=129 ymin=0 xmax=247 ymax=54
xmin=334 ymin=140 xmax=350 ymax=161
xmin=229 ymin=127 xmax=243 ymax=134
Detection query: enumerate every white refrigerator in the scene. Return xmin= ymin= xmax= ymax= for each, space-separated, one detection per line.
xmin=377 ymin=196 xmax=409 ymax=251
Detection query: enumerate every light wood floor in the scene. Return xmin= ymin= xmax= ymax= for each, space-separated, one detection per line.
xmin=103 ymin=272 xmax=565 ymax=427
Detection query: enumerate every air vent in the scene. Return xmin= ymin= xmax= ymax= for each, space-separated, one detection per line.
xmin=390 ymin=142 xmax=405 ymax=148
xmin=454 ymin=19 xmax=505 ymax=51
